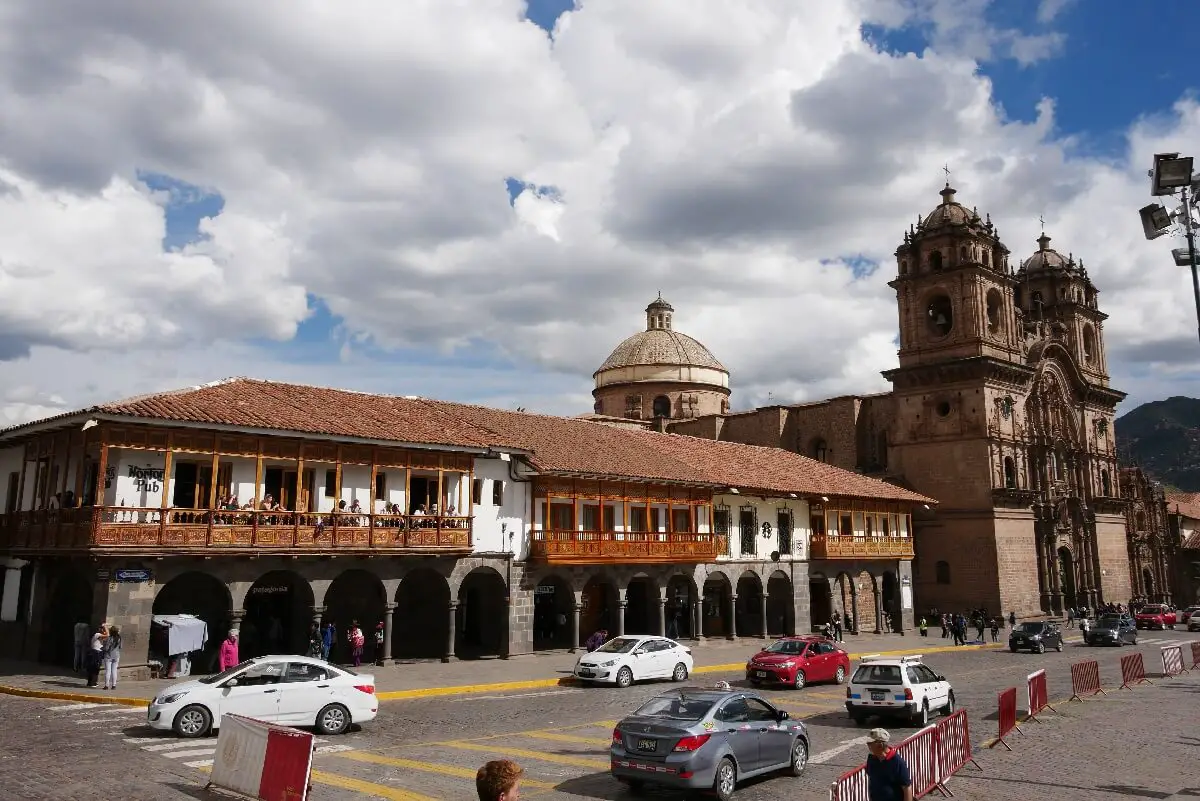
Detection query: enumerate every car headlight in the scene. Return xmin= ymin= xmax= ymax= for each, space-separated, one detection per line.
xmin=778 ymin=661 xmax=795 ymax=668
xmin=599 ymin=659 xmax=616 ymax=667
xmin=157 ymin=691 xmax=188 ymax=705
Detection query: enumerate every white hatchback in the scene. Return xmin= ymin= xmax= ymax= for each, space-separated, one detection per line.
xmin=844 ymin=654 xmax=955 ymax=728
xmin=573 ymin=635 xmax=693 ymax=688
xmin=147 ymin=655 xmax=379 ymax=738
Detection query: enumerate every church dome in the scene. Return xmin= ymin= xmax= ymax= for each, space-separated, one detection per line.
xmin=594 ymin=296 xmax=727 ymax=375
xmin=920 ymin=184 xmax=977 ymax=230
xmin=1019 ymin=233 xmax=1073 ymax=273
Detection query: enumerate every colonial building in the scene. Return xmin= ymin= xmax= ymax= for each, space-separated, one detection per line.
xmin=0 ymin=378 xmax=930 ymax=677
xmin=659 ymin=184 xmax=1132 ymax=618
xmin=1166 ymin=491 xmax=1200 ymax=605
xmin=1119 ymin=467 xmax=1174 ymax=604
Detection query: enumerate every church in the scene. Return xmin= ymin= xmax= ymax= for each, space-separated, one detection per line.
xmin=590 ymin=183 xmax=1137 ymax=618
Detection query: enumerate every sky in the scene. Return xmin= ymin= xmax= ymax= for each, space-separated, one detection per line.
xmin=1 ymin=0 xmax=1199 ymax=428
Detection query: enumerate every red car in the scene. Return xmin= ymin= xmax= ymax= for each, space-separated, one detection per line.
xmin=745 ymin=636 xmax=850 ymax=690
xmin=1134 ymin=604 xmax=1177 ymax=630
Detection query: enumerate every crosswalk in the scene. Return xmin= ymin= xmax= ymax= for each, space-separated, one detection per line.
xmin=1064 ymin=633 xmax=1197 ymax=647
xmin=43 ymin=701 xmax=357 ymax=770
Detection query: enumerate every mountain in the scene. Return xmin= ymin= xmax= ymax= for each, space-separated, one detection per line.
xmin=1115 ymin=396 xmax=1200 ymax=491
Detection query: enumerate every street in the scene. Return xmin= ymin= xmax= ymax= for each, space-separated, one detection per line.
xmin=2 ymin=632 xmax=1199 ymax=800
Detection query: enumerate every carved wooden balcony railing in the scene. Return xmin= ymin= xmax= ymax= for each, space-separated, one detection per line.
xmin=0 ymin=507 xmax=472 ymax=554
xmin=530 ymin=529 xmax=725 ymax=564
xmin=810 ymin=533 xmax=914 ymax=560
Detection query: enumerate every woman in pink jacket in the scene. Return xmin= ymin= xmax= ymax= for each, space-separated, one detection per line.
xmin=218 ymin=630 xmax=240 ymax=672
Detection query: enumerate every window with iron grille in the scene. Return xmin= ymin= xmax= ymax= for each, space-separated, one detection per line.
xmin=777 ymin=509 xmax=793 ymax=553
xmin=714 ymin=505 xmax=731 ymax=555
xmin=739 ymin=506 xmax=757 ymax=556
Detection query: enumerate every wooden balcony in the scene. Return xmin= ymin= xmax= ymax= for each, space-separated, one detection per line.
xmin=530 ymin=530 xmax=725 ymax=564
xmin=810 ymin=533 xmax=914 ymax=560
xmin=0 ymin=507 xmax=472 ymax=555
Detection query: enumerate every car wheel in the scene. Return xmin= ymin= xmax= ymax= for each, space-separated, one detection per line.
xmin=1131 ymin=637 xmax=1137 ymax=646
xmin=1009 ymin=645 xmax=1018 ymax=653
xmin=615 ymin=666 xmax=634 ymax=689
xmin=672 ymin=662 xmax=689 ymax=682
xmin=914 ymin=700 xmax=929 ymax=728
xmin=792 ymin=670 xmax=807 ymax=690
xmin=943 ymin=691 xmax=955 ymax=716
xmin=789 ymin=738 xmax=809 ymax=776
xmin=316 ymin=703 xmax=351 ymax=736
xmin=834 ymin=665 xmax=847 ymax=685
xmin=850 ymin=712 xmax=868 ymax=726
xmin=1055 ymin=640 xmax=1063 ymax=652
xmin=1035 ymin=642 xmax=1045 ymax=654
xmin=621 ymin=779 xmax=644 ymax=794
xmin=173 ymin=704 xmax=212 ymax=738
xmin=713 ymin=757 xmax=737 ymax=801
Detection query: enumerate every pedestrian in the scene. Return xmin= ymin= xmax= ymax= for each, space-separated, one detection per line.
xmin=1067 ymin=607 xmax=1075 ymax=627
xmin=322 ymin=621 xmax=335 ymax=662
xmin=348 ymin=621 xmax=365 ymax=667
xmin=939 ymin=614 xmax=948 ymax=639
xmin=832 ymin=615 xmax=842 ymax=641
xmin=864 ymin=728 xmax=912 ymax=801
xmin=476 ymin=759 xmax=523 ymax=801
xmin=918 ymin=617 xmax=927 ymax=637
xmin=1008 ymin=611 xmax=1016 ymax=628
xmin=73 ymin=618 xmax=90 ymax=673
xmin=585 ymin=629 xmax=608 ymax=652
xmin=989 ymin=618 xmax=999 ymax=643
xmin=85 ymin=624 xmax=107 ymax=688
xmin=102 ymin=625 xmax=122 ymax=690
xmin=374 ymin=621 xmax=385 ymax=666
xmin=307 ymin=623 xmax=323 ymax=658
xmin=218 ymin=630 xmax=240 ymax=672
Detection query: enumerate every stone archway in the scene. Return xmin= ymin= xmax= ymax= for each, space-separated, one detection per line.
xmin=702 ymin=573 xmax=732 ymax=638
xmin=855 ymin=570 xmax=878 ymax=633
xmin=1058 ymin=547 xmax=1078 ymax=609
xmin=665 ymin=574 xmax=696 ymax=639
xmin=457 ymin=567 xmax=507 ymax=659
xmin=243 ymin=570 xmax=314 ymax=658
xmin=394 ymin=569 xmax=450 ymax=659
xmin=532 ymin=573 xmax=574 ymax=650
xmin=766 ymin=570 xmax=794 ymax=636
xmin=38 ymin=564 xmax=94 ymax=667
xmin=809 ymin=574 xmax=833 ymax=633
xmin=624 ymin=576 xmax=659 ymax=635
xmin=325 ymin=569 xmax=386 ymax=665
xmin=881 ymin=571 xmax=901 ymax=633
xmin=1141 ymin=567 xmax=1155 ymax=600
xmin=835 ymin=571 xmax=855 ymax=632
xmin=581 ymin=574 xmax=619 ymax=645
xmin=736 ymin=572 xmax=764 ymax=637
xmin=154 ymin=571 xmax=232 ymax=673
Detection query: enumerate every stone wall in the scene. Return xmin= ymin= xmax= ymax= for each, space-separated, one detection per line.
xmin=1094 ymin=514 xmax=1133 ymax=605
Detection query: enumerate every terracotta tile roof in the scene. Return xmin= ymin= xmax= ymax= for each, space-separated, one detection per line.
xmin=5 ymin=378 xmax=933 ymax=505
xmin=1167 ymin=491 xmax=1200 ymax=524
xmin=1183 ymin=531 xmax=1200 ymax=551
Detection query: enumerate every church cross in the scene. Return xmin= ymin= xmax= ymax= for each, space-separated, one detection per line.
xmin=1039 ymin=214 xmax=1045 ymax=233
xmin=942 ymin=164 xmax=951 ymax=184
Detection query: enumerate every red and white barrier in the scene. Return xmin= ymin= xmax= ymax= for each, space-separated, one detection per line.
xmin=1067 ymin=659 xmax=1105 ymax=702
xmin=934 ymin=708 xmax=981 ymax=790
xmin=1191 ymin=641 xmax=1200 ymax=670
xmin=1025 ymin=669 xmax=1056 ymax=721
xmin=896 ymin=725 xmax=940 ymax=798
xmin=991 ymin=686 xmax=1022 ymax=750
xmin=207 ymin=714 xmax=314 ymax=801
xmin=1161 ymin=645 xmax=1189 ymax=677
xmin=829 ymin=765 xmax=868 ymax=801
xmin=1119 ymin=652 xmax=1152 ymax=690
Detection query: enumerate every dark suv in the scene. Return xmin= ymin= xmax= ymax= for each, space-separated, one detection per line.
xmin=1008 ymin=621 xmax=1064 ymax=654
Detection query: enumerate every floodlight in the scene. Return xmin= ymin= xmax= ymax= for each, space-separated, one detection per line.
xmin=1151 ymin=152 xmax=1194 ymax=196
xmin=1139 ymin=203 xmax=1172 ymax=240
xmin=1172 ymin=247 xmax=1196 ymax=268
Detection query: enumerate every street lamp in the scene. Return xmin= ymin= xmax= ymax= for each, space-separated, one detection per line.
xmin=1141 ymin=152 xmax=1200 ymax=343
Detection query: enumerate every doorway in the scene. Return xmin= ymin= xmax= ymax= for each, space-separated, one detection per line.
xmin=172 ymin=462 xmax=214 ymax=509
xmin=1057 ymin=547 xmax=1077 ymax=609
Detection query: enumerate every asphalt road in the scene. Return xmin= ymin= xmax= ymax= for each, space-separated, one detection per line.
xmin=3 ymin=630 xmax=1199 ymax=800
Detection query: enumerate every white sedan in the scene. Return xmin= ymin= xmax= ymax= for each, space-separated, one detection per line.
xmin=147 ymin=655 xmax=378 ymax=738
xmin=572 ymin=635 xmax=693 ymax=688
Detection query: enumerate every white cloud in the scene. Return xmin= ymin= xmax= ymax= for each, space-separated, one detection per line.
xmin=0 ymin=0 xmax=1196 ymax=428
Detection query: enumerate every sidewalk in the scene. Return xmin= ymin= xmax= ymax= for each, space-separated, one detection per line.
xmin=0 ymin=629 xmax=996 ymax=706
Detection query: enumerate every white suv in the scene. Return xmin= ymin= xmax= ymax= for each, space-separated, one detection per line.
xmin=844 ymin=654 xmax=955 ymax=728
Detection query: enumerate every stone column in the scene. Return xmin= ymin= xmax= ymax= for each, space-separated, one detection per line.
xmin=873 ymin=588 xmax=883 ymax=634
xmin=230 ymin=608 xmax=245 ymax=634
xmin=728 ymin=593 xmax=738 ymax=640
xmin=692 ymin=599 xmax=704 ymax=641
xmin=850 ymin=588 xmax=859 ymax=635
xmin=657 ymin=596 xmax=667 ymax=637
xmin=1035 ymin=531 xmax=1051 ymax=612
xmin=444 ymin=601 xmax=458 ymax=663
xmin=569 ymin=602 xmax=581 ymax=653
xmin=310 ymin=605 xmax=325 ymax=630
xmin=382 ymin=602 xmax=395 ymax=662
xmin=617 ymin=599 xmax=627 ymax=636
xmin=0 ymin=558 xmax=28 ymax=622
xmin=759 ymin=592 xmax=768 ymax=639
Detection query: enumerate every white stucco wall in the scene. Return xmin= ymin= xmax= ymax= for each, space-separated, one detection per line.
xmin=714 ymin=494 xmax=811 ymax=561
xmin=471 ymin=455 xmax=531 ymax=557
xmin=0 ymin=447 xmax=24 ymax=512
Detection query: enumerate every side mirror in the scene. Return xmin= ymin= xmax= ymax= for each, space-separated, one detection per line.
xmin=777 ymin=710 xmax=790 ymax=721
xmin=633 ymin=649 xmax=644 ymax=656
xmin=936 ymin=675 xmax=946 ymax=682
xmin=224 ymin=678 xmax=239 ymax=688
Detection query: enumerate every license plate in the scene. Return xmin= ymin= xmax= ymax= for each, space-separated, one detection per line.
xmin=870 ymin=690 xmax=885 ymax=701
xmin=755 ymin=671 xmax=768 ymax=678
xmin=637 ymin=738 xmax=656 ymax=752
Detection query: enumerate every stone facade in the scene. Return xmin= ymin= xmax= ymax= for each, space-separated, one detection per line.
xmin=1121 ymin=467 xmax=1174 ymax=603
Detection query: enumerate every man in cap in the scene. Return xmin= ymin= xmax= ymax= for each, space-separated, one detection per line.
xmin=864 ymin=728 xmax=912 ymax=801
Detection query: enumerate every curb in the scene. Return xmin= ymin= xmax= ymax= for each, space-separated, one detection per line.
xmin=1 ymin=641 xmax=1002 ymax=707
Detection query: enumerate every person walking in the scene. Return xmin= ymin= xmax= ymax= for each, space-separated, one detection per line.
xmin=939 ymin=614 xmax=949 ymax=639
xmin=832 ymin=615 xmax=843 ymax=641
xmin=374 ymin=621 xmax=386 ymax=666
xmin=307 ymin=622 xmax=323 ymax=658
xmin=989 ymin=618 xmax=999 ymax=642
xmin=322 ymin=621 xmax=335 ymax=662
xmin=864 ymin=728 xmax=913 ymax=801
xmin=73 ymin=619 xmax=90 ymax=673
xmin=918 ymin=616 xmax=928 ymax=637
xmin=1008 ymin=611 xmax=1016 ymax=628
xmin=347 ymin=621 xmax=365 ymax=667
xmin=476 ymin=759 xmax=523 ymax=801
xmin=101 ymin=625 xmax=122 ymax=690
xmin=218 ymin=630 xmax=239 ymax=672
xmin=85 ymin=624 xmax=107 ymax=688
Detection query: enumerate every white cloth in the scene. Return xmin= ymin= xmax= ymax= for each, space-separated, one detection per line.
xmin=153 ymin=614 xmax=209 ymax=656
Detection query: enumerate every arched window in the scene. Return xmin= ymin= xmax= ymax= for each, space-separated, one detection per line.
xmin=899 ymin=259 xmax=908 ymax=275
xmin=986 ymin=289 xmax=1003 ymax=334
xmin=959 ymin=246 xmax=968 ymax=263
xmin=652 ymin=395 xmax=672 ymax=418
xmin=1100 ymin=469 xmax=1111 ymax=496
xmin=1136 ymin=510 xmax=1147 ymax=530
xmin=1003 ymin=457 xmax=1016 ymax=489
xmin=811 ymin=438 xmax=828 ymax=463
xmin=929 ymin=251 xmax=943 ymax=271
xmin=1082 ymin=324 xmax=1097 ymax=364
xmin=935 ymin=561 xmax=951 ymax=585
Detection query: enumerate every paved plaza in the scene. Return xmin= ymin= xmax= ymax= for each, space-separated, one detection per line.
xmin=0 ymin=631 xmax=1198 ymax=799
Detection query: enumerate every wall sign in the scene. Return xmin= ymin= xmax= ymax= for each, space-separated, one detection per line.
xmin=96 ymin=569 xmax=111 ymax=581
xmin=115 ymin=568 xmax=152 ymax=583
xmin=128 ymin=466 xmax=164 ymax=493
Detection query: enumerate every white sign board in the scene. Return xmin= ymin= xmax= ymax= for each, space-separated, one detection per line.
xmin=900 ymin=585 xmax=913 ymax=610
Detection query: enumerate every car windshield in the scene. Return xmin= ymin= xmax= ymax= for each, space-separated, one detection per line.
xmin=764 ymin=640 xmax=807 ymax=655
xmin=852 ymin=664 xmax=904 ymax=685
xmin=632 ymin=694 xmax=716 ymax=721
xmin=198 ymin=659 xmax=256 ymax=684
xmin=1140 ymin=606 xmax=1165 ymax=614
xmin=595 ymin=637 xmax=641 ymax=654
xmin=1094 ymin=620 xmax=1119 ymax=630
xmin=1016 ymin=623 xmax=1044 ymax=633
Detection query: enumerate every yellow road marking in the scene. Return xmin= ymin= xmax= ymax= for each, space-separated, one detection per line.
xmin=768 ymin=699 xmax=841 ymax=711
xmin=311 ymin=768 xmax=438 ymax=800
xmin=516 ymin=730 xmax=611 ymax=746
xmin=337 ymin=751 xmax=557 ymax=789
xmin=433 ymin=740 xmax=610 ymax=770
xmin=378 ymin=678 xmax=572 ymax=701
